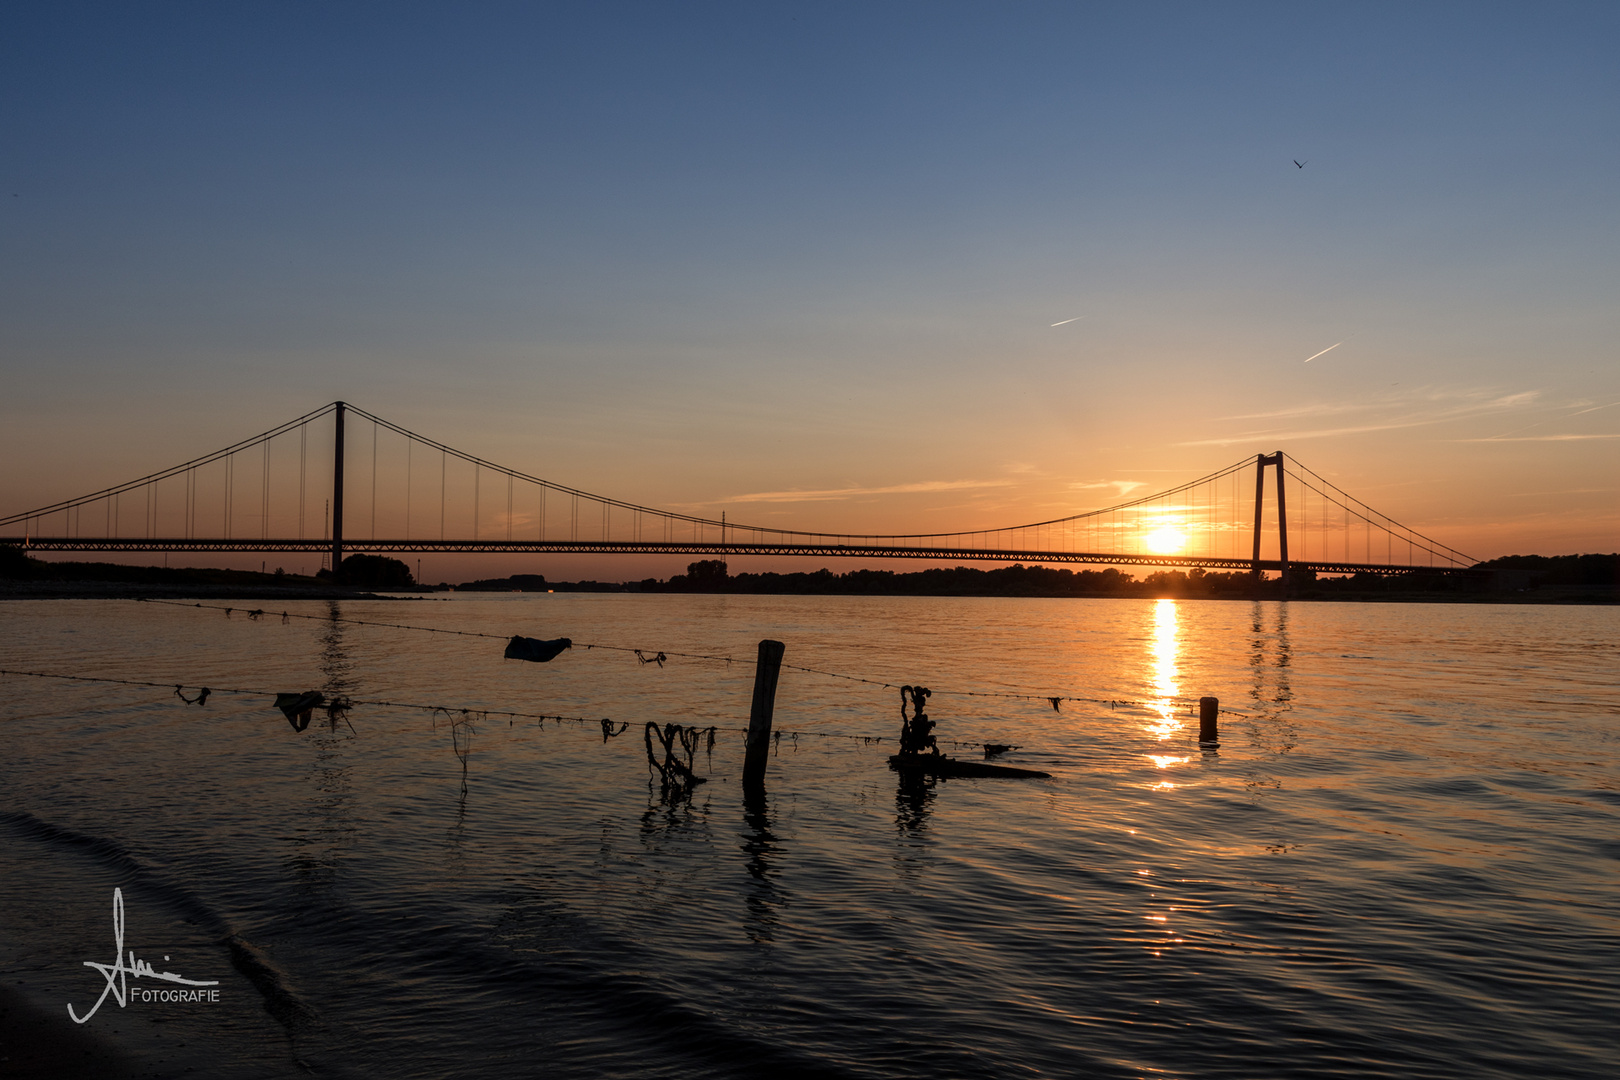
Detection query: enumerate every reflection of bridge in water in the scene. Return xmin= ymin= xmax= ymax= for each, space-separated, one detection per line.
xmin=2 ymin=401 xmax=1476 ymax=580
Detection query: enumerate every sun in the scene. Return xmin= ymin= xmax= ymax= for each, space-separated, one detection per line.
xmin=1143 ymin=526 xmax=1187 ymax=555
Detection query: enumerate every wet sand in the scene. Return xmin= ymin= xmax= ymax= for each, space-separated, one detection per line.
xmin=0 ymin=981 xmax=136 ymax=1079
xmin=0 ymin=580 xmax=396 ymax=601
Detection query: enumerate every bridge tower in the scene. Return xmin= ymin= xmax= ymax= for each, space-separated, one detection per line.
xmin=1251 ymin=451 xmax=1289 ymax=591
xmin=332 ymin=401 xmax=346 ymax=574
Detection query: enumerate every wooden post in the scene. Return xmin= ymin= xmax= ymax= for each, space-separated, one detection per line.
xmin=743 ymin=639 xmax=785 ymax=793
xmin=1199 ymin=696 xmax=1219 ymax=744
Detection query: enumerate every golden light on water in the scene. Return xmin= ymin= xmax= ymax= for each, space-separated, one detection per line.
xmin=1148 ymin=598 xmax=1182 ymax=742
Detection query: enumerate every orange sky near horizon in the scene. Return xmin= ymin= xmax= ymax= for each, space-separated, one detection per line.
xmin=2 ymin=5 xmax=1615 ymax=582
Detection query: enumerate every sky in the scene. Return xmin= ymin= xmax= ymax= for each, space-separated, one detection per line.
xmin=2 ymin=1 xmax=1616 ymax=582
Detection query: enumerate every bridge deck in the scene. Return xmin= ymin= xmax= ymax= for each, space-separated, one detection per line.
xmin=4 ymin=537 xmax=1468 ymax=576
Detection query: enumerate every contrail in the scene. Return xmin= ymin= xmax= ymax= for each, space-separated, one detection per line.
xmin=1570 ymin=400 xmax=1620 ymax=417
xmin=1051 ymin=316 xmax=1087 ymax=327
xmin=1303 ymin=341 xmax=1343 ymax=363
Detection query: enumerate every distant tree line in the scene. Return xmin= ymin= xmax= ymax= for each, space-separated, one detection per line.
xmin=8 ymin=545 xmax=1611 ymax=602
xmin=446 ymin=555 xmax=1607 ymax=601
xmin=0 ymin=547 xmax=419 ymax=591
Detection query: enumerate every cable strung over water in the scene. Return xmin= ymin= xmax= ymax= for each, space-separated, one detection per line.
xmin=132 ymin=597 xmax=1244 ymax=715
xmin=0 ymin=666 xmax=1109 ymax=750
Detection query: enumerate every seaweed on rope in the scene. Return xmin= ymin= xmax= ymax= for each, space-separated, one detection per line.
xmin=131 ymin=597 xmax=1246 ymax=716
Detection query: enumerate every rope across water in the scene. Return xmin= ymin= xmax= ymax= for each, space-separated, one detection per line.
xmin=132 ymin=597 xmax=1241 ymax=715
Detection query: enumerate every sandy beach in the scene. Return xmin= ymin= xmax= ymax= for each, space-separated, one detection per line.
xmin=0 ymin=981 xmax=136 ymax=1079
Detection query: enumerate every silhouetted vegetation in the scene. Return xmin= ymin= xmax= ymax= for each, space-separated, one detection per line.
xmin=1471 ymin=553 xmax=1619 ymax=593
xmin=623 ymin=557 xmax=1617 ymax=602
xmin=450 ymin=573 xmax=629 ymax=593
xmin=318 ymin=553 xmax=415 ymax=588
xmin=0 ymin=545 xmax=398 ymax=597
xmin=0 ymin=544 xmax=30 ymax=578
xmin=454 ymin=573 xmax=550 ymax=591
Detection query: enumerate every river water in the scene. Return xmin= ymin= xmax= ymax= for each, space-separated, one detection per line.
xmin=0 ymin=594 xmax=1615 ymax=1078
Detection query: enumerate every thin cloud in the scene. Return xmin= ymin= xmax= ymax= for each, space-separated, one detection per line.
xmin=726 ymin=478 xmax=1015 ymax=503
xmin=1222 ymin=401 xmax=1382 ymax=421
xmin=1070 ymin=480 xmax=1149 ymax=497
xmin=1181 ymin=421 xmax=1440 ymax=446
xmin=1570 ymin=401 xmax=1620 ymax=417
xmin=1051 ymin=316 xmax=1088 ymax=327
xmin=1455 ymin=433 xmax=1620 ymax=442
xmin=1189 ymin=389 xmax=1546 ymax=446
xmin=1222 ymin=388 xmax=1540 ymax=423
xmin=1302 ymin=342 xmax=1343 ymax=363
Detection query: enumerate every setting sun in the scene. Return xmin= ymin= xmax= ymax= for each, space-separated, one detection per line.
xmin=1143 ymin=526 xmax=1187 ymax=555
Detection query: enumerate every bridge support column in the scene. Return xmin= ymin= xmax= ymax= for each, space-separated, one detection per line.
xmin=1251 ymin=454 xmax=1266 ymax=586
xmin=332 ymin=401 xmax=346 ymax=575
xmin=1251 ymin=452 xmax=1289 ymax=596
xmin=1273 ymin=453 xmax=1290 ymax=595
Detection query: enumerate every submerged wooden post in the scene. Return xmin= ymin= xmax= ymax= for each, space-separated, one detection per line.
xmin=1199 ymin=696 xmax=1219 ymax=745
xmin=743 ymin=639 xmax=785 ymax=793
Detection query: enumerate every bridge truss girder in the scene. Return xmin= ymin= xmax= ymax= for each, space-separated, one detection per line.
xmin=10 ymin=537 xmax=1474 ymax=577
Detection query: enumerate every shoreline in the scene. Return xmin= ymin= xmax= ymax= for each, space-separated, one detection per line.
xmin=0 ymin=581 xmax=400 ymax=601
xmin=0 ymin=981 xmax=135 ymax=1079
xmin=0 ymin=581 xmax=1611 ymax=603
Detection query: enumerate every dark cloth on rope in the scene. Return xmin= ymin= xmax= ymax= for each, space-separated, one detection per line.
xmin=174 ymin=685 xmax=211 ymax=706
xmin=504 ymin=636 xmax=573 ymax=663
xmin=275 ymin=691 xmax=325 ymax=732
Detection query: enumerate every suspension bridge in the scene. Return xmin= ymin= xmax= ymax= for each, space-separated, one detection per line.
xmin=0 ymin=401 xmax=1476 ymax=580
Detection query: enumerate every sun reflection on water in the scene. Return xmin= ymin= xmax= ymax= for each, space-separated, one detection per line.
xmin=1148 ymin=598 xmax=1182 ymax=743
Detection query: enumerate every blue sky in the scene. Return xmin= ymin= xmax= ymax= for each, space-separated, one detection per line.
xmin=3 ymin=2 xmax=1616 ymax=577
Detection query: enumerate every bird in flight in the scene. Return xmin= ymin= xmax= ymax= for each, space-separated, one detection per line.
xmin=1294 ymin=159 xmax=1307 ymax=169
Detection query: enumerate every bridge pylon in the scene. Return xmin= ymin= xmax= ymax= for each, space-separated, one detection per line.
xmin=332 ymin=401 xmax=346 ymax=573
xmin=1251 ymin=451 xmax=1289 ymax=591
